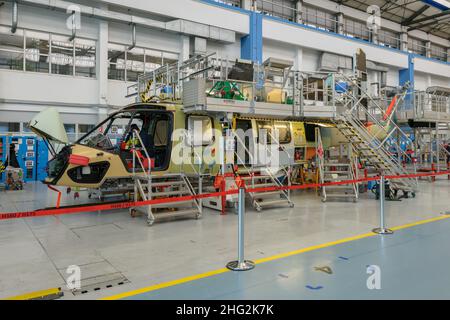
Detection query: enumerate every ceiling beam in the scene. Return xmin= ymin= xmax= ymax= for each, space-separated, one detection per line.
xmin=408 ymin=17 xmax=450 ymax=31
xmin=403 ymin=9 xmax=450 ymax=26
xmin=401 ymin=4 xmax=430 ymax=25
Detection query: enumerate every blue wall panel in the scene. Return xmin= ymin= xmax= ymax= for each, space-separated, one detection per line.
xmin=399 ymin=54 xmax=415 ymax=110
xmin=241 ymin=12 xmax=263 ymax=63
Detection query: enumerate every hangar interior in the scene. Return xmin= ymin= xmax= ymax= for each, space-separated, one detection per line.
xmin=0 ymin=0 xmax=450 ymax=300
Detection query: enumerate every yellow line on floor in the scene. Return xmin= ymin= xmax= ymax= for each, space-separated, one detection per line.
xmin=5 ymin=287 xmax=61 ymax=300
xmin=101 ymin=214 xmax=450 ymax=300
xmin=101 ymin=268 xmax=229 ymax=300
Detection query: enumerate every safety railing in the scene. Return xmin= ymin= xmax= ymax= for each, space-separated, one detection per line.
xmin=414 ymin=91 xmax=450 ymax=120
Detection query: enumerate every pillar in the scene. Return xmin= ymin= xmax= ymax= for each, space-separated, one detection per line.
xmin=400 ymin=29 xmax=408 ymax=51
xmin=295 ymin=0 xmax=303 ymax=24
xmin=180 ymin=35 xmax=190 ymax=62
xmin=425 ymin=40 xmax=431 ymax=58
xmin=399 ymin=54 xmax=414 ymax=110
xmin=336 ymin=12 xmax=344 ymax=34
xmin=241 ymin=11 xmax=262 ymax=63
xmin=97 ymin=19 xmax=108 ymax=106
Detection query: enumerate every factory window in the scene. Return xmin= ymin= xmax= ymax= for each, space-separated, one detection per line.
xmin=78 ymin=124 xmax=95 ymax=134
xmin=256 ymin=0 xmax=296 ymax=22
xmin=212 ymin=0 xmax=240 ymax=7
xmin=108 ymin=44 xmax=126 ymax=81
xmin=408 ymin=37 xmax=426 ymax=56
xmin=0 ymin=26 xmax=96 ymax=77
xmin=302 ymin=5 xmax=337 ymax=32
xmin=25 ymin=30 xmax=49 ymax=73
xmin=107 ymin=44 xmax=178 ymax=82
xmin=344 ymin=18 xmax=370 ymax=42
xmin=0 ymin=122 xmax=20 ymax=133
xmin=22 ymin=123 xmax=32 ymax=133
xmin=75 ymin=39 xmax=96 ymax=77
xmin=64 ymin=124 xmax=77 ymax=143
xmin=0 ymin=27 xmax=24 ymax=71
xmin=126 ymin=48 xmax=145 ymax=82
xmin=50 ymin=36 xmax=74 ymax=76
xmin=430 ymin=43 xmax=447 ymax=61
xmin=378 ymin=29 xmax=400 ymax=49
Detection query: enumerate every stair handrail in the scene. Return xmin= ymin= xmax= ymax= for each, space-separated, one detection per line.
xmin=336 ymin=74 xmax=417 ymax=173
xmin=315 ymin=127 xmax=326 ymax=199
xmin=333 ymin=76 xmax=418 ymax=189
xmin=267 ymin=130 xmax=293 ymax=200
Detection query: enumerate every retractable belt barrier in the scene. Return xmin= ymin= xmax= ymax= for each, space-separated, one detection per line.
xmin=1 ymin=170 xmax=449 ymax=221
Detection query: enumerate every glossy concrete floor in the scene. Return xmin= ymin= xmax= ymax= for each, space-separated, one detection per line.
xmin=123 ymin=217 xmax=450 ymax=300
xmin=0 ymin=179 xmax=449 ymax=299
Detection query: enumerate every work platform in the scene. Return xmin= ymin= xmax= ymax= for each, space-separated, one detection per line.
xmin=183 ymin=97 xmax=336 ymax=119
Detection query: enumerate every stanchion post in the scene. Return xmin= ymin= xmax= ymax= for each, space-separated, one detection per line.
xmin=372 ymin=175 xmax=393 ymax=235
xmin=226 ymin=185 xmax=255 ymax=271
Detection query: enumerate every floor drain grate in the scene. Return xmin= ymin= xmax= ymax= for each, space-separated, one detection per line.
xmin=70 ymin=273 xmax=130 ymax=296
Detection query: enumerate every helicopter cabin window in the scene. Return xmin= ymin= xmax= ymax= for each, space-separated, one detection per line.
xmin=187 ymin=115 xmax=214 ymax=146
xmin=256 ymin=121 xmax=272 ymax=144
xmin=274 ymin=122 xmax=292 ymax=144
xmin=153 ymin=119 xmax=168 ymax=146
xmin=256 ymin=121 xmax=291 ymax=144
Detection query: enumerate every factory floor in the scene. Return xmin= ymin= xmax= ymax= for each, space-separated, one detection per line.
xmin=0 ymin=178 xmax=449 ymax=300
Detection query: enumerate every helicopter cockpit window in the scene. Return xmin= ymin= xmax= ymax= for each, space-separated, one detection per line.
xmin=78 ymin=112 xmax=137 ymax=149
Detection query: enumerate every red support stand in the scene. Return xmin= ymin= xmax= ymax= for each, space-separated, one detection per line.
xmin=47 ymin=185 xmax=61 ymax=208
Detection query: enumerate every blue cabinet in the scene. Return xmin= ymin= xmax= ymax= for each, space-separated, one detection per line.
xmin=0 ymin=136 xmax=49 ymax=182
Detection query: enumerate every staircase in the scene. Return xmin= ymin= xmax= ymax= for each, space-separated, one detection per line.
xmin=128 ymin=129 xmax=201 ymax=225
xmin=334 ymin=115 xmax=416 ymax=193
xmin=239 ymin=168 xmax=294 ymax=212
xmin=332 ymin=74 xmax=417 ymax=193
xmin=131 ymin=174 xmax=201 ymax=226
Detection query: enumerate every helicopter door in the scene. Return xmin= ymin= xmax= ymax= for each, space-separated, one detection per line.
xmin=146 ymin=112 xmax=173 ymax=171
xmin=234 ymin=119 xmax=253 ymax=166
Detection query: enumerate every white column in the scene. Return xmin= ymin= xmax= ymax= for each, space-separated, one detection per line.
xmin=447 ymin=48 xmax=450 ymax=63
xmin=425 ymin=40 xmax=431 ymax=58
xmin=180 ymin=35 xmax=190 ymax=63
xmin=336 ymin=12 xmax=344 ymax=34
xmin=294 ymin=47 xmax=303 ymax=71
xmin=295 ymin=0 xmax=303 ymax=24
xmin=97 ymin=19 xmax=108 ymax=107
xmin=400 ymin=27 xmax=408 ymax=51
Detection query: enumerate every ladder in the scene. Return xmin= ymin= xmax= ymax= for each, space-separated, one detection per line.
xmin=321 ymin=162 xmax=358 ymax=202
xmin=129 ymin=130 xmax=201 ymax=225
xmin=131 ymin=174 xmax=201 ymax=226
xmin=233 ymin=131 xmax=294 ymax=212
xmin=240 ymin=168 xmax=294 ymax=212
xmin=316 ymin=128 xmax=359 ymax=202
